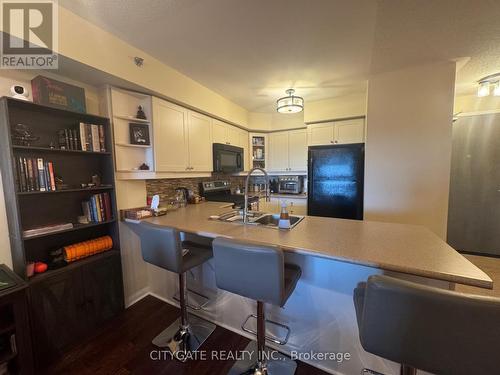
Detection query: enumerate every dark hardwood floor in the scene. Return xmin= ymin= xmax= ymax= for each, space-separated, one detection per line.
xmin=44 ymin=295 xmax=328 ymax=375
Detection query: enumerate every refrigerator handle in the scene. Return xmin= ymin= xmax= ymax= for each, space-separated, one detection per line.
xmin=308 ymin=156 xmax=313 ymax=197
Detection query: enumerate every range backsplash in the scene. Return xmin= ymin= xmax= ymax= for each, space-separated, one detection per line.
xmin=145 ymin=174 xmax=247 ymax=203
xmin=145 ymin=173 xmax=302 ymax=203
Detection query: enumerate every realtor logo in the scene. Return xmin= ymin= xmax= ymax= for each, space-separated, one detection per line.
xmin=0 ymin=0 xmax=58 ymax=69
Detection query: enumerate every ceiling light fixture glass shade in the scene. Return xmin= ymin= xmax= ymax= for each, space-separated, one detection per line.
xmin=277 ymin=89 xmax=304 ymax=113
xmin=494 ymin=81 xmax=500 ymax=96
xmin=477 ymin=81 xmax=490 ymax=97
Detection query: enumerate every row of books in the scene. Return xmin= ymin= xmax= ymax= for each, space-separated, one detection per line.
xmin=81 ymin=193 xmax=113 ymax=223
xmin=58 ymin=123 xmax=106 ymax=152
xmin=16 ymin=157 xmax=56 ymax=192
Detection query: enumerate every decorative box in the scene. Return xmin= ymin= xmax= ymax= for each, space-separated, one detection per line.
xmin=31 ymin=75 xmax=87 ymax=113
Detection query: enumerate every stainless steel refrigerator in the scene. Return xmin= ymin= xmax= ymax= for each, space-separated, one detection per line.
xmin=447 ymin=113 xmax=500 ymax=256
xmin=307 ymin=144 xmax=364 ymax=219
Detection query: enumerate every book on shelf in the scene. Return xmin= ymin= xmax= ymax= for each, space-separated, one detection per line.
xmin=23 ymin=222 xmax=74 ymax=238
xmin=56 ymin=123 xmax=106 ymax=152
xmin=82 ymin=192 xmax=113 ymax=223
xmin=91 ymin=124 xmax=100 ymax=152
xmin=16 ymin=157 xmax=56 ymax=192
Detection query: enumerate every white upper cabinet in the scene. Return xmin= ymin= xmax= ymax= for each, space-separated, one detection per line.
xmin=288 ymin=129 xmax=308 ymax=171
xmin=268 ymin=129 xmax=307 ymax=172
xmin=335 ymin=119 xmax=365 ymax=144
xmin=187 ymin=111 xmax=213 ymax=171
xmin=226 ymin=125 xmax=241 ymax=146
xmin=212 ymin=119 xmax=243 ymax=146
xmin=308 ymin=118 xmax=365 ymax=145
xmin=153 ymin=98 xmax=188 ymax=172
xmin=309 ymin=122 xmax=335 ymax=146
xmin=212 ymin=119 xmax=227 ymax=144
xmin=268 ymin=132 xmax=289 ymax=172
xmin=153 ymin=97 xmax=213 ymax=172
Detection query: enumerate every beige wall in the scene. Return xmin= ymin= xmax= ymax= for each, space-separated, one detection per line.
xmin=304 ymin=92 xmax=367 ymax=123
xmin=454 ymin=93 xmax=500 ymax=113
xmin=247 ymin=111 xmax=305 ymax=131
xmin=365 ymin=62 xmax=456 ymax=239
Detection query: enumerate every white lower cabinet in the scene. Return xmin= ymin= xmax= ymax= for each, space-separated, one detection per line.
xmin=153 ymin=97 xmax=213 ymax=172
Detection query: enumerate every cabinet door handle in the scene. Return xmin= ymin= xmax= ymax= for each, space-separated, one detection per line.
xmin=334 ymin=140 xmax=338 ymax=144
xmin=330 ymin=140 xmax=334 ymax=143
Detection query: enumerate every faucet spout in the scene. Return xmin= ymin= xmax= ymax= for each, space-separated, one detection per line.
xmin=244 ymin=167 xmax=270 ymax=224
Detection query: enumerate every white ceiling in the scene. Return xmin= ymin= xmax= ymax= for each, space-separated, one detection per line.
xmin=59 ymin=0 xmax=500 ymax=112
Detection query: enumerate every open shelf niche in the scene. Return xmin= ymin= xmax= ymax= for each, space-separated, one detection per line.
xmin=109 ymin=88 xmax=154 ymax=174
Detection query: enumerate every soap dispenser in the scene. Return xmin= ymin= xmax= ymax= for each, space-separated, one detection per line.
xmin=278 ymin=201 xmax=291 ymax=229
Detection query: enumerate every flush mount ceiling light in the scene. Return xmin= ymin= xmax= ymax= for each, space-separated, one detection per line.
xmin=476 ymin=73 xmax=500 ymax=97
xmin=276 ymin=89 xmax=304 ymax=114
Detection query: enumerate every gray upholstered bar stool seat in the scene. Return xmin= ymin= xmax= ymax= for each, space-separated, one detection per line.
xmin=213 ymin=237 xmax=301 ymax=375
xmin=137 ymin=222 xmax=216 ymax=360
xmin=353 ymin=275 xmax=500 ymax=375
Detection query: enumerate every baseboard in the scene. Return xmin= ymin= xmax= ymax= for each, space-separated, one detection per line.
xmin=125 ymin=286 xmax=151 ymax=308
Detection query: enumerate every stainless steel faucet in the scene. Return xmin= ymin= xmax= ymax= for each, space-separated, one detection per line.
xmin=243 ymin=167 xmax=270 ymax=224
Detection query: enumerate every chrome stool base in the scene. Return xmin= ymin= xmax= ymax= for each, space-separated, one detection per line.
xmin=152 ymin=314 xmax=216 ymax=361
xmin=242 ymin=314 xmax=291 ymax=345
xmin=228 ymin=341 xmax=296 ymax=375
xmin=173 ymin=288 xmax=210 ymax=311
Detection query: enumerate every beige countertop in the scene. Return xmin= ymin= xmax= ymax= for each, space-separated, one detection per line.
xmin=142 ymin=202 xmax=492 ymax=289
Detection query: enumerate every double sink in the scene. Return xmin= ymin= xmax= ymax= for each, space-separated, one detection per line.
xmin=210 ymin=210 xmax=304 ymax=229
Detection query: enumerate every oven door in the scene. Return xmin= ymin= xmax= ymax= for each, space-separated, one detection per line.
xmin=213 ymin=143 xmax=244 ymax=173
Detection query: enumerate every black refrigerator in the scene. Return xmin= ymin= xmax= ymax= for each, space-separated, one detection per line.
xmin=307 ymin=143 xmax=364 ymax=220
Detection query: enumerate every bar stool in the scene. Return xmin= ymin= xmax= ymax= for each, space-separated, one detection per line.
xmin=137 ymin=222 xmax=216 ymax=360
xmin=353 ymin=275 xmax=500 ymax=375
xmin=212 ymin=237 xmax=301 ymax=375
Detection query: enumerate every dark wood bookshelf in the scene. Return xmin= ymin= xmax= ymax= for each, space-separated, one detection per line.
xmin=22 ymin=219 xmax=116 ymax=240
xmin=0 ymin=97 xmax=124 ymax=370
xmin=27 ymin=249 xmax=120 ymax=284
xmin=17 ymin=186 xmax=113 ymax=196
xmin=12 ymin=145 xmax=111 ymax=155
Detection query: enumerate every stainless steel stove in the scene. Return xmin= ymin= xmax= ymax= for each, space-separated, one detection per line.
xmin=200 ymin=180 xmax=259 ymax=208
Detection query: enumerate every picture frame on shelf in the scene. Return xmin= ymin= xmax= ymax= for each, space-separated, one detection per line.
xmin=129 ymin=123 xmax=150 ymax=145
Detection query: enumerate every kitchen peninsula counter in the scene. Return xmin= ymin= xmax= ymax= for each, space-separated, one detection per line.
xmin=143 ymin=202 xmax=492 ymax=289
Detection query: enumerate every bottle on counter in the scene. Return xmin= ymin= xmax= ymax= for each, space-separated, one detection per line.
xmin=278 ymin=201 xmax=291 ymax=229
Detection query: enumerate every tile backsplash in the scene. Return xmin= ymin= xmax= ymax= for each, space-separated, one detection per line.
xmin=145 ymin=174 xmax=246 ymax=203
xmin=145 ymin=173 xmax=302 ymax=203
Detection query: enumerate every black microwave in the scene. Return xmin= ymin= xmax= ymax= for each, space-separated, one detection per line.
xmin=213 ymin=143 xmax=244 ymax=173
